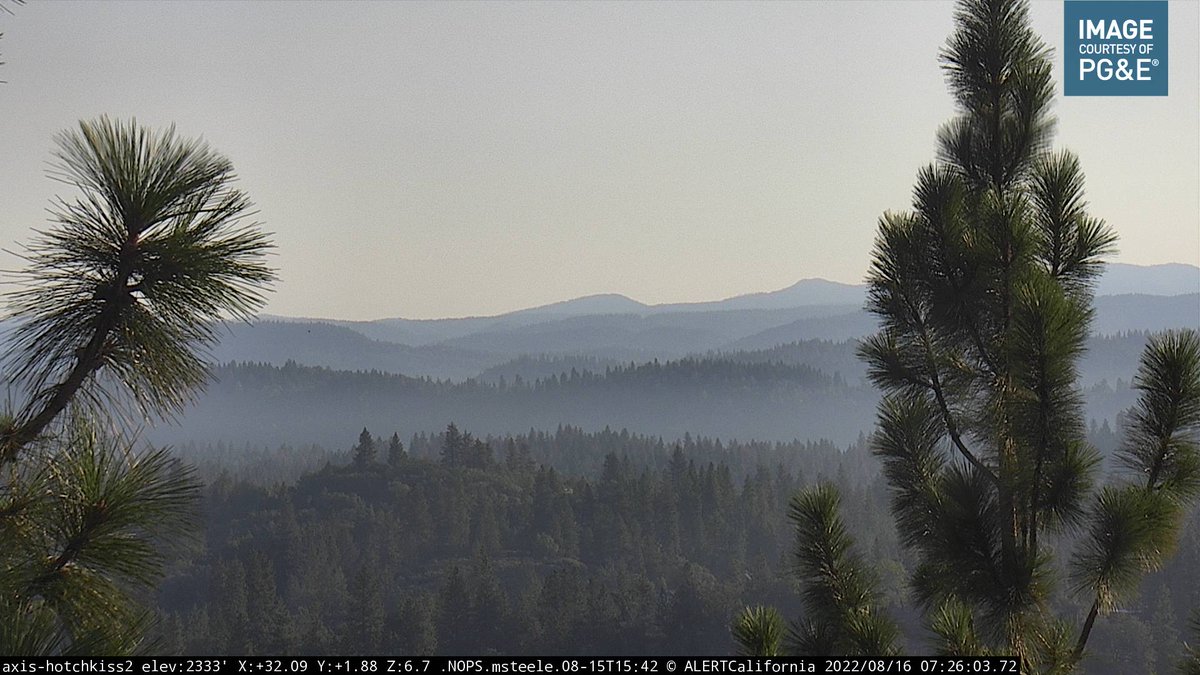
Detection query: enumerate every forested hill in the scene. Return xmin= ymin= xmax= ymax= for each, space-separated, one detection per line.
xmin=152 ymin=357 xmax=876 ymax=450
xmin=156 ymin=422 xmax=1197 ymax=667
xmin=154 ymin=334 xmax=1154 ymax=451
xmin=157 ymin=431 xmax=892 ymax=656
xmin=479 ymin=331 xmax=1189 ymax=391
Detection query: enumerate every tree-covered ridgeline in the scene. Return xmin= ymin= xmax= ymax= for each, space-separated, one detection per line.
xmin=152 ymin=337 xmax=1168 ymax=454
xmin=154 ymin=356 xmax=877 ymax=450
xmin=0 ymin=118 xmax=274 ymax=654
xmin=153 ymin=424 xmax=901 ymax=655
xmin=154 ymin=423 xmax=1198 ymax=669
xmin=733 ymin=0 xmax=1200 ymax=671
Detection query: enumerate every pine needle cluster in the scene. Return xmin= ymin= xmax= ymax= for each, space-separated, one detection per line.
xmin=1 ymin=118 xmax=274 ymax=654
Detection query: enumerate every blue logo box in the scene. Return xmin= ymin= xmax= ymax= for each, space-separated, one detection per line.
xmin=1064 ymin=1 xmax=1168 ymax=96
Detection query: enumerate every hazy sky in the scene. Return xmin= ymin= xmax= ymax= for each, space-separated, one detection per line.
xmin=1 ymin=1 xmax=1196 ymax=321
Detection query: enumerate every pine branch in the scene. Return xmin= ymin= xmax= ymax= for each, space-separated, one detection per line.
xmin=0 ymin=117 xmax=274 ymax=463
xmin=1072 ymin=331 xmax=1200 ymax=659
xmin=732 ymin=606 xmax=784 ymax=657
xmin=786 ymin=484 xmax=900 ymax=657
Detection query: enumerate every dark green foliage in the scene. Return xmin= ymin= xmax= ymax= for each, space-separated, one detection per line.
xmin=0 ymin=119 xmax=273 ymax=654
xmin=1071 ymin=486 xmax=1178 ymax=613
xmin=736 ymin=0 xmax=1199 ymax=669
xmin=153 ymin=424 xmax=899 ymax=655
xmin=732 ymin=606 xmax=783 ymax=656
xmin=3 ymin=118 xmax=274 ymax=453
xmin=439 ymin=423 xmax=492 ymax=470
xmin=387 ymin=433 xmax=406 ymax=466
xmin=148 ymin=422 xmax=1199 ymax=662
xmin=0 ymin=421 xmax=199 ymax=654
xmin=244 ymin=551 xmax=296 ymax=653
xmin=1119 ymin=331 xmax=1200 ymax=501
xmin=938 ymin=0 xmax=1055 ymax=190
xmin=930 ymin=598 xmax=988 ymax=657
xmin=1072 ymin=331 xmax=1200 ymax=657
xmin=858 ymin=0 xmax=1195 ymax=667
xmin=785 ymin=485 xmax=898 ymax=656
xmin=353 ymin=428 xmax=377 ymax=467
xmin=348 ymin=561 xmax=385 ymax=654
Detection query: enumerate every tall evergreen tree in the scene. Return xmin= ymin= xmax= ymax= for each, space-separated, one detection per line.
xmin=736 ymin=1 xmax=1200 ymax=670
xmin=441 ymin=423 xmax=464 ymax=467
xmin=244 ymin=551 xmax=296 ymax=654
xmin=353 ymin=427 xmax=377 ymax=467
xmin=436 ymin=566 xmax=473 ymax=654
xmin=387 ymin=432 xmax=406 ymax=466
xmin=0 ymin=117 xmax=274 ymax=653
xmin=348 ymin=562 xmax=385 ymax=654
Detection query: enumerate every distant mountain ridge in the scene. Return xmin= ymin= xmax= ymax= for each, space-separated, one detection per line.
xmin=142 ymin=263 xmax=1198 ymax=449
xmin=1095 ymin=262 xmax=1200 ymax=297
xmin=264 ymin=262 xmax=1197 ymax=327
xmin=226 ymin=263 xmax=1197 ymax=381
xmin=653 ymin=278 xmax=869 ymax=313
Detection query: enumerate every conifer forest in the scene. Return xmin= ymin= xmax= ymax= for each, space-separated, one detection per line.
xmin=1 ymin=1 xmax=1198 ymax=672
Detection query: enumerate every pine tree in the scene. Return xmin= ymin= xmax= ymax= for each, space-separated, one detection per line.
xmin=353 ymin=427 xmax=377 ymax=467
xmin=244 ymin=551 xmax=296 ymax=654
xmin=436 ymin=566 xmax=473 ymax=654
xmin=735 ymin=1 xmax=1200 ymax=670
xmin=396 ymin=593 xmax=438 ymax=656
xmin=503 ymin=438 xmax=534 ymax=474
xmin=464 ymin=438 xmax=492 ymax=470
xmin=0 ymin=118 xmax=273 ymax=653
xmin=468 ymin=555 xmax=507 ymax=654
xmin=732 ymin=485 xmax=898 ymax=656
xmin=387 ymin=432 xmax=406 ymax=466
xmin=348 ymin=562 xmax=385 ymax=654
xmin=211 ymin=558 xmax=251 ymax=653
xmin=441 ymin=423 xmax=463 ymax=467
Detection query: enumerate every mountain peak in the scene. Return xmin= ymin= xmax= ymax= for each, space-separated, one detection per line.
xmin=513 ymin=293 xmax=648 ymax=318
xmin=700 ymin=278 xmax=866 ymax=312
